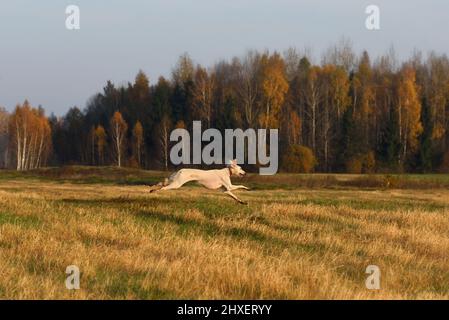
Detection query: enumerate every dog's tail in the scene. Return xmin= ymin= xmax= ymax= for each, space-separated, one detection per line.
xmin=148 ymin=178 xmax=169 ymax=193
xmin=148 ymin=182 xmax=163 ymax=193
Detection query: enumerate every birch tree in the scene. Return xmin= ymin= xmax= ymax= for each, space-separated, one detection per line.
xmin=397 ymin=66 xmax=423 ymax=165
xmin=110 ymin=111 xmax=128 ymax=167
xmin=319 ymin=65 xmax=350 ymax=170
xmin=302 ymin=66 xmax=323 ymax=154
xmin=159 ymin=115 xmax=171 ymax=170
xmin=8 ymin=101 xmax=51 ymax=170
xmin=192 ymin=66 xmax=215 ymax=128
xmin=236 ymin=51 xmax=263 ymax=128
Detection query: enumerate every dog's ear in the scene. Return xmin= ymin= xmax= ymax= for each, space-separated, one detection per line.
xmin=231 ymin=159 xmax=237 ymax=166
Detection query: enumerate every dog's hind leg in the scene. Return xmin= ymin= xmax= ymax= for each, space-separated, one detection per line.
xmin=230 ymin=185 xmax=250 ymax=191
xmin=159 ymin=179 xmax=187 ymax=191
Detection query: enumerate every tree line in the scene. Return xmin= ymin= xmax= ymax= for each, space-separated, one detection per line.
xmin=1 ymin=44 xmax=449 ymax=173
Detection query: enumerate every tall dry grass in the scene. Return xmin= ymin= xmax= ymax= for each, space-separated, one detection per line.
xmin=0 ymin=174 xmax=448 ymax=299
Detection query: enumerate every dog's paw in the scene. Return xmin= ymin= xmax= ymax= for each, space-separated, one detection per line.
xmin=240 ymin=201 xmax=248 ymax=205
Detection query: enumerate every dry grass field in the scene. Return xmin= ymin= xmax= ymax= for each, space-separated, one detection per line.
xmin=0 ymin=167 xmax=449 ymax=299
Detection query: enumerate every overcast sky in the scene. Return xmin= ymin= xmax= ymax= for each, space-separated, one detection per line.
xmin=1 ymin=0 xmax=448 ymax=115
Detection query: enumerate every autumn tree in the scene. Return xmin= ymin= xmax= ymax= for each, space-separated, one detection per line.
xmin=352 ymin=52 xmax=374 ymax=154
xmin=396 ymin=65 xmax=423 ymax=166
xmin=95 ymin=125 xmax=107 ymax=165
xmin=283 ymin=107 xmax=301 ymax=145
xmin=319 ymin=64 xmax=350 ymax=170
xmin=133 ymin=71 xmax=150 ymax=102
xmin=281 ymin=145 xmax=317 ymax=173
xmin=110 ymin=111 xmax=128 ymax=167
xmin=259 ymin=52 xmax=289 ymax=129
xmin=302 ymin=65 xmax=322 ymax=153
xmin=352 ymin=51 xmax=375 ymax=117
xmin=132 ymin=121 xmax=144 ymax=167
xmin=9 ymin=101 xmax=52 ymax=170
xmin=288 ymin=56 xmax=312 ymax=146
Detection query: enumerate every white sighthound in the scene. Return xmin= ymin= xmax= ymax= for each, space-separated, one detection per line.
xmin=148 ymin=160 xmax=250 ymax=204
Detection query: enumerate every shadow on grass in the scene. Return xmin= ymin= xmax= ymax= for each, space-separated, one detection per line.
xmin=57 ymin=196 xmax=205 ymax=208
xmin=0 ymin=212 xmax=41 ymax=228
xmin=57 ymin=194 xmax=253 ymax=218
xmin=286 ymin=198 xmax=448 ymax=212
xmin=134 ymin=209 xmax=331 ymax=256
xmin=237 ymin=190 xmax=448 ymax=212
xmin=87 ymin=269 xmax=180 ymax=299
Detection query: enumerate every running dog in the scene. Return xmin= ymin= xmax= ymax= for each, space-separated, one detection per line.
xmin=148 ymin=160 xmax=250 ymax=204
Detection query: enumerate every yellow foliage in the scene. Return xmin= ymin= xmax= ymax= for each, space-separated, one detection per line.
xmin=8 ymin=101 xmax=52 ymax=170
xmin=346 ymin=152 xmax=376 ymax=174
xmin=345 ymin=157 xmax=363 ymax=174
xmin=432 ymin=123 xmax=445 ymax=140
xmin=259 ymin=53 xmax=289 ymax=129
xmin=363 ymin=151 xmax=376 ymax=173
xmin=398 ymin=66 xmax=423 ymax=153
xmin=281 ymin=145 xmax=317 ymax=173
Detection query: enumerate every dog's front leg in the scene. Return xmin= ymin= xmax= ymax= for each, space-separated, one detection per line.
xmin=230 ymin=185 xmax=250 ymax=191
xmin=224 ymin=190 xmax=247 ymax=205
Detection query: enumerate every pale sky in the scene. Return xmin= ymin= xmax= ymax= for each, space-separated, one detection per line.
xmin=0 ymin=0 xmax=448 ymax=115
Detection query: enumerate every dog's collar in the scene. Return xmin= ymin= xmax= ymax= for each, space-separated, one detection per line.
xmin=227 ymin=167 xmax=232 ymax=177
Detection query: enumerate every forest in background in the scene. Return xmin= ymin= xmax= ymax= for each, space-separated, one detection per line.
xmin=1 ymin=41 xmax=449 ymax=173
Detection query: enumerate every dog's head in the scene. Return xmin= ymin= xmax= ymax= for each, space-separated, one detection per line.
xmin=228 ymin=159 xmax=246 ymax=177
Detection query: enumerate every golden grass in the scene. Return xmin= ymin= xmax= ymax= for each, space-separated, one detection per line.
xmin=0 ymin=176 xmax=448 ymax=299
